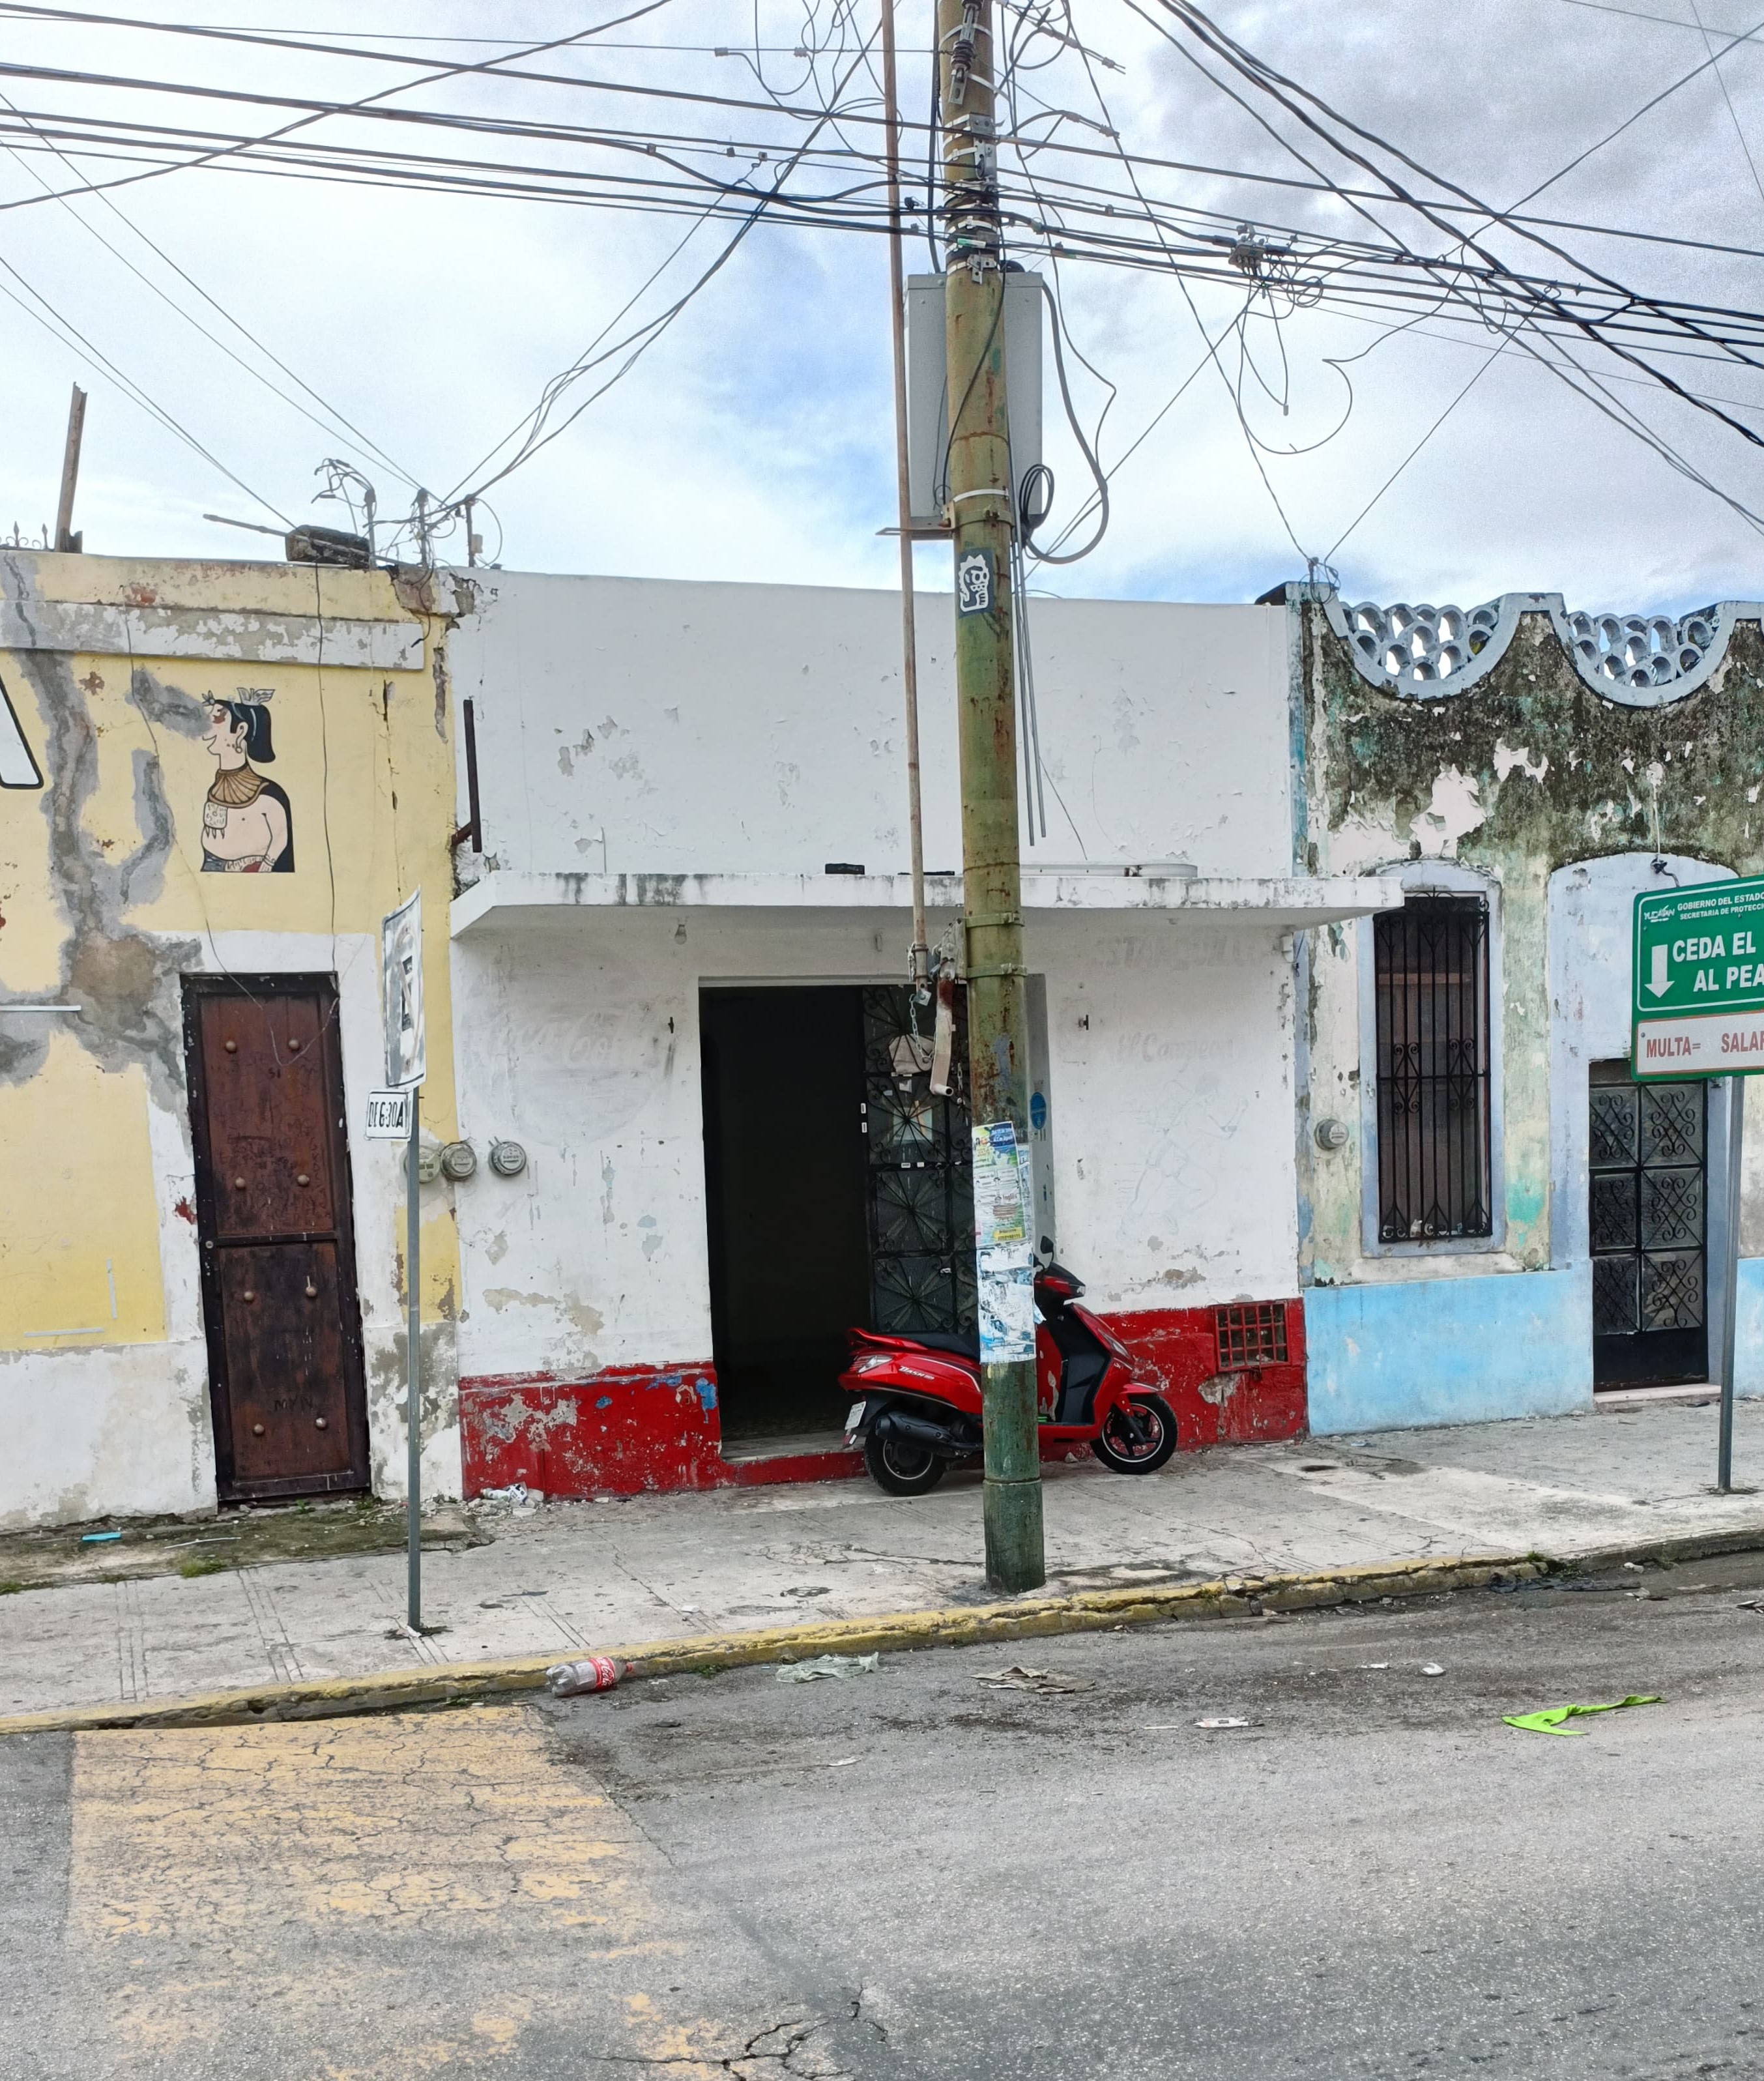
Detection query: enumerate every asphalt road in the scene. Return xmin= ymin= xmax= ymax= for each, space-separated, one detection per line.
xmin=7 ymin=1553 xmax=1764 ymax=2080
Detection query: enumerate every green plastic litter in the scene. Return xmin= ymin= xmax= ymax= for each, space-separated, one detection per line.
xmin=1503 ymin=1694 xmax=1663 ymax=1737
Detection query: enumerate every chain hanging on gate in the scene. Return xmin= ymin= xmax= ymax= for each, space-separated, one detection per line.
xmin=930 ymin=925 xmax=961 ymax=1098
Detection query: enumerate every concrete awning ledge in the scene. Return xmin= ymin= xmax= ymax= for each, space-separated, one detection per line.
xmin=450 ymin=869 xmax=1402 ymax=937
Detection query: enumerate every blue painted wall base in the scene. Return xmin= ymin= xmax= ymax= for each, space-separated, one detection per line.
xmin=1305 ymin=1270 xmax=1592 ymax=1435
xmin=1732 ymin=1258 xmax=1764 ymax=1399
xmin=1307 ymin=1261 xmax=1764 ymax=1435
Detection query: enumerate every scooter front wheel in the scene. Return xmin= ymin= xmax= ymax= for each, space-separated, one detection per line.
xmin=864 ymin=1429 xmax=949 ymax=1497
xmin=1091 ymin=1394 xmax=1178 ymax=1474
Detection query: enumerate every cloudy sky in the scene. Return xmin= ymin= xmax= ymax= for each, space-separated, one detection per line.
xmin=1 ymin=0 xmax=1761 ymax=616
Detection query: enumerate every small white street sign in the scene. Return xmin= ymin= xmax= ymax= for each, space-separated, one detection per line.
xmin=364 ymin=1088 xmax=413 ymax=1141
xmin=381 ymin=888 xmax=425 ymax=1089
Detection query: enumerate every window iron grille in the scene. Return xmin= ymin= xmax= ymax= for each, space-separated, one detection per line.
xmin=1373 ymin=895 xmax=1493 ymax=1244
xmin=1215 ymin=1302 xmax=1288 ymax=1371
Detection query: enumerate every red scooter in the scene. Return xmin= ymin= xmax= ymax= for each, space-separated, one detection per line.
xmin=840 ymin=1257 xmax=1179 ymax=1495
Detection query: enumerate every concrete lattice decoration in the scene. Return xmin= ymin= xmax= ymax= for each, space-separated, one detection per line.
xmin=1561 ymin=607 xmax=1720 ymax=691
xmin=1344 ymin=599 xmax=1505 ymax=688
xmin=1322 ymin=588 xmax=1761 ymax=707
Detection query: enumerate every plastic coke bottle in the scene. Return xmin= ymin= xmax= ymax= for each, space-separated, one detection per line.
xmin=544 ymin=1655 xmax=624 ymax=1697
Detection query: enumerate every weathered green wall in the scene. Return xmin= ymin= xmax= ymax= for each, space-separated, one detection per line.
xmin=1296 ymin=602 xmax=1764 ymax=1290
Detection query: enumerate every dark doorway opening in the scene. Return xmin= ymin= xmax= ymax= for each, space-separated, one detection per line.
xmin=1589 ymin=1060 xmax=1709 ymax=1390
xmin=701 ymin=987 xmax=873 ymax=1442
xmin=700 ymin=983 xmax=978 ymax=1446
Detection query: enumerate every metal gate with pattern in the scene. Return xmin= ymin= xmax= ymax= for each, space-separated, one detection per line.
xmin=861 ymin=985 xmax=977 ymax=1335
xmin=1589 ymin=1061 xmax=1708 ymax=1389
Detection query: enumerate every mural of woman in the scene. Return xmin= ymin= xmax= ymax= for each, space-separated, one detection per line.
xmin=201 ymin=693 xmax=294 ymax=873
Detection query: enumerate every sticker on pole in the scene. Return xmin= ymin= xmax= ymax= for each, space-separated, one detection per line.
xmin=1633 ymin=875 xmax=1764 ymax=1081
xmin=973 ymin=1121 xmax=1034 ymax=1363
xmin=381 ymin=888 xmax=425 ymax=1090
xmin=955 ymin=548 xmax=994 ymax=617
xmin=364 ymin=1088 xmax=412 ymax=1140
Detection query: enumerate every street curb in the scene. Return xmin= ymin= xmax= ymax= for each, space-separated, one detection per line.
xmin=0 ymin=1551 xmax=1548 ymax=1736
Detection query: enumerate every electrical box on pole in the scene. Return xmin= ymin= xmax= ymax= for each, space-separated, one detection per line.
xmin=906 ymin=271 xmax=1043 ymax=532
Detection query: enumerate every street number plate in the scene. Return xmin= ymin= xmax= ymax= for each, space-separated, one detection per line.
xmin=364 ymin=1088 xmax=412 ymax=1139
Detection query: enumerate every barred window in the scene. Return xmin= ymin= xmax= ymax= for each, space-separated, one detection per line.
xmin=1215 ymin=1302 xmax=1288 ymax=1370
xmin=1373 ymin=895 xmax=1493 ymax=1244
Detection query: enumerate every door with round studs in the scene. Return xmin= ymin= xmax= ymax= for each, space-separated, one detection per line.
xmin=183 ymin=976 xmax=370 ymax=1499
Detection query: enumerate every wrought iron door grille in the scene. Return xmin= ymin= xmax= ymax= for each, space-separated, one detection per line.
xmin=1373 ymin=896 xmax=1493 ymax=1242
xmin=1215 ymin=1302 xmax=1288 ymax=1370
xmin=861 ymin=986 xmax=976 ymax=1336
xmin=1589 ymin=1067 xmax=1706 ymax=1377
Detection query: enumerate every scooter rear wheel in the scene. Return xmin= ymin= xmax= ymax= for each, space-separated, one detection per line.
xmin=1091 ymin=1394 xmax=1178 ymax=1474
xmin=864 ymin=1429 xmax=948 ymax=1496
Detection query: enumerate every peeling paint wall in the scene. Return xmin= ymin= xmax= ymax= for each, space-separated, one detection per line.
xmin=450 ymin=908 xmax=1303 ymax=1404
xmin=446 ymin=575 xmax=1314 ymax=1484
xmin=445 ymin=575 xmax=1294 ymax=880
xmin=0 ymin=552 xmax=463 ymax=1526
xmin=1296 ymin=589 xmax=1764 ymax=1427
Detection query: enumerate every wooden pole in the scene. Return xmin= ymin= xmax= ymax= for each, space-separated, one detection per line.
xmin=880 ymin=0 xmax=929 ymax=991
xmin=938 ymin=0 xmax=1045 ymax=1592
xmin=54 ymin=384 xmax=87 ymax=553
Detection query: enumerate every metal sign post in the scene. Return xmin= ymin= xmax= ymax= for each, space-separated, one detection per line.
xmin=1632 ymin=875 xmax=1764 ymax=1494
xmin=381 ymin=891 xmax=426 ymax=1628
xmin=405 ymin=1087 xmax=422 ymax=1626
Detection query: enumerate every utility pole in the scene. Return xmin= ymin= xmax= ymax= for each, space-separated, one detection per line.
xmin=938 ymin=0 xmax=1045 ymax=1592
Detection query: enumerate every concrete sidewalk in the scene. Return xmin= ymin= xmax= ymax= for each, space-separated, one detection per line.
xmin=4 ymin=1398 xmax=1762 ymax=1719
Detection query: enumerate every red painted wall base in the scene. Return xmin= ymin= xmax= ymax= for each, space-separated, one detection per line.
xmin=457 ymin=1301 xmax=1307 ymax=1499
xmin=1110 ymin=1301 xmax=1308 ymax=1450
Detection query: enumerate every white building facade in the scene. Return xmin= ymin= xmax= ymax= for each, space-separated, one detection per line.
xmin=442 ymin=573 xmax=1390 ymax=1493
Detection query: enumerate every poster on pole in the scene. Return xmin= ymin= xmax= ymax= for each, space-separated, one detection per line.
xmin=972 ymin=1120 xmax=1035 ymax=1364
xmin=381 ymin=889 xmax=425 ymax=1090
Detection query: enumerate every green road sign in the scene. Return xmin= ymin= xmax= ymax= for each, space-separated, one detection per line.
xmin=1633 ymin=874 xmax=1764 ymax=1081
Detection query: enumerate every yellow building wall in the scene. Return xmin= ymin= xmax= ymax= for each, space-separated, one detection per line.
xmin=0 ymin=552 xmax=463 ymax=1519
xmin=0 ymin=1038 xmax=165 ymax=1345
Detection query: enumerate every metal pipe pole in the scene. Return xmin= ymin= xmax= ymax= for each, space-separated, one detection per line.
xmin=407 ymin=1086 xmax=423 ymax=1628
xmin=880 ymin=0 xmax=929 ymax=990
xmin=938 ymin=0 xmax=1044 ymax=1592
xmin=1719 ymin=1075 xmax=1744 ymax=1494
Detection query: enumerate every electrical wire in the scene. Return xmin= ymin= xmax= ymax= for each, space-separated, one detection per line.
xmin=1512 ymin=4 xmax=1764 ymax=209
xmin=0 ymin=5 xmax=685 ymax=227
xmin=1148 ymin=0 xmax=1764 ymax=413
xmin=445 ymin=18 xmax=888 ymax=508
xmin=1322 ymin=332 xmax=1514 ymax=562
xmin=1024 ymin=275 xmax=1108 ymax=561
xmin=5 ymin=20 xmax=1763 ymax=274
xmin=1688 ymin=0 xmax=1764 ymax=219
xmin=0 ymin=89 xmax=419 ymax=488
xmin=0 ymin=247 xmax=291 ymax=519
xmin=5 ymin=0 xmax=1762 ymax=561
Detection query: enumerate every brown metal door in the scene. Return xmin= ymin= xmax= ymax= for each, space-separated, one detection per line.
xmin=184 ymin=976 xmax=371 ymax=1500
